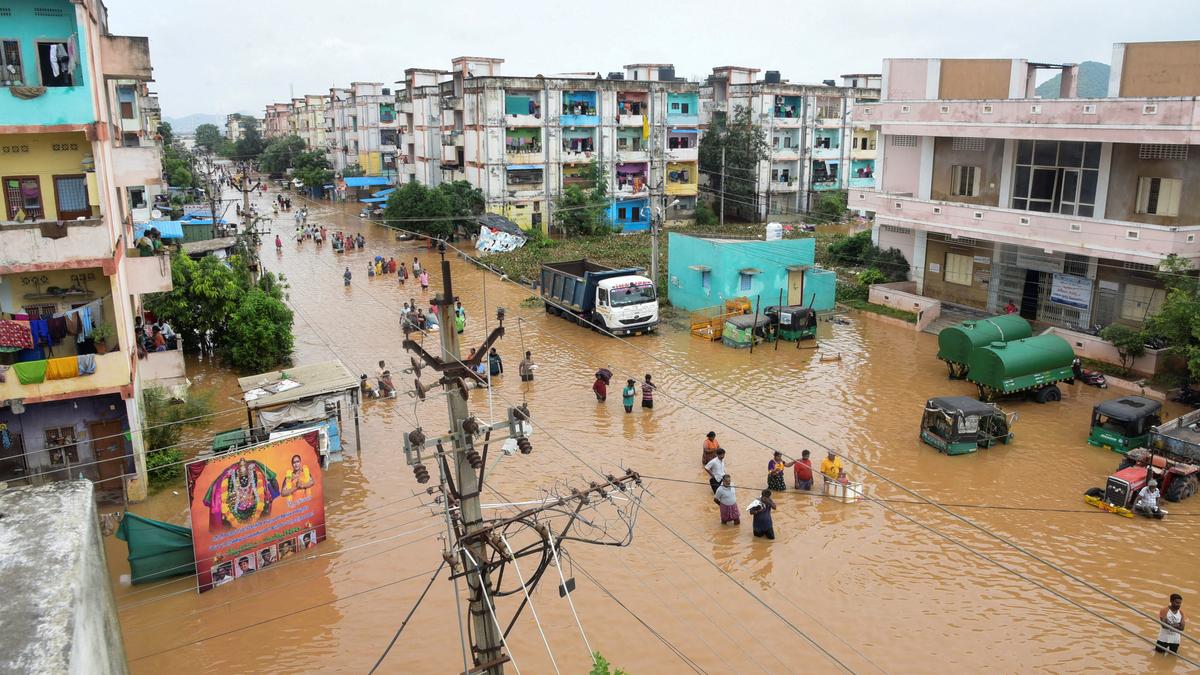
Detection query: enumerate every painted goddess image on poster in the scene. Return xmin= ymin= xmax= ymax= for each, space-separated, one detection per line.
xmin=185 ymin=431 xmax=326 ymax=592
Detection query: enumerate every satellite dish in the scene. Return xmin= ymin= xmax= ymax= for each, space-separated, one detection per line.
xmin=151 ymin=209 xmax=162 ymax=219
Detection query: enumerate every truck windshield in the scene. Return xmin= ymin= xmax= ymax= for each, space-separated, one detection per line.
xmin=609 ymin=284 xmax=656 ymax=307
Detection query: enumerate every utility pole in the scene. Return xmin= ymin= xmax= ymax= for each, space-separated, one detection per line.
xmin=434 ymin=254 xmax=506 ymax=674
xmin=719 ymin=144 xmax=725 ymax=227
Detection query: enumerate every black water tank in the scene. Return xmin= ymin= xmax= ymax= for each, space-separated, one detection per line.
xmin=764 ymin=70 xmax=781 ymax=84
xmin=822 ymin=79 xmax=836 ymax=87
xmin=658 ymin=66 xmax=675 ymax=81
xmin=607 ymin=72 xmax=625 ymax=80
xmin=382 ymin=87 xmax=391 ymax=96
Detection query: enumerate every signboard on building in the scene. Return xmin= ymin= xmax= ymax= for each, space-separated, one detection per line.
xmin=185 ymin=433 xmax=326 ymax=592
xmin=1049 ymin=273 xmax=1093 ymax=310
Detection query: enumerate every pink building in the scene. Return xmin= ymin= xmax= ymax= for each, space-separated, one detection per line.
xmin=262 ymin=102 xmax=293 ymax=140
xmin=850 ymin=41 xmax=1200 ymax=331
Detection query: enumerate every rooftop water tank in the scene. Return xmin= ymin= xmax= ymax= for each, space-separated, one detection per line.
xmin=765 ymin=222 xmax=783 ymax=241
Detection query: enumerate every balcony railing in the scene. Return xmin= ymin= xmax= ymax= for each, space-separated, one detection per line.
xmin=849 ymin=189 xmax=1200 ymax=264
xmin=0 ymin=218 xmax=112 ymax=273
xmin=856 ymin=98 xmax=1200 ymax=144
xmin=811 ymin=146 xmax=840 ymax=160
xmin=101 ymin=35 xmax=152 ymax=80
xmin=848 ymin=176 xmax=876 ymax=189
xmin=0 ymin=350 xmax=130 ymax=403
xmin=125 ymin=253 xmax=173 ymax=294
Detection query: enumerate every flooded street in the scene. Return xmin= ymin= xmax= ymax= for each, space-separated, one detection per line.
xmin=109 ymin=189 xmax=1198 ymax=674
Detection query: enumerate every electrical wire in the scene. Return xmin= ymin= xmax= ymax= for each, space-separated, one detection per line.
xmin=500 ymin=534 xmax=561 ymax=674
xmin=127 ymin=567 xmax=440 ymax=664
xmin=367 ymin=558 xmax=447 ymax=675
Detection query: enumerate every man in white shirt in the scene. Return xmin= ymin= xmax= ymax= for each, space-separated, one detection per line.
xmin=1134 ymin=479 xmax=1165 ymax=519
xmin=705 ymin=448 xmax=727 ymax=494
xmin=712 ymin=475 xmax=740 ymax=525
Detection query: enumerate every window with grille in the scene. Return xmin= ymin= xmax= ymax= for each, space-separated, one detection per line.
xmin=1138 ymin=144 xmax=1188 ymax=161
xmin=1123 ymin=261 xmax=1156 ymax=272
xmin=944 ymin=253 xmax=973 ymax=286
xmin=1 ymin=39 xmax=22 ymax=86
xmin=952 ymin=137 xmax=985 ymax=152
xmin=1120 ymin=284 xmax=1164 ymax=322
xmin=891 ymin=135 xmax=917 ymax=147
xmin=1063 ymin=253 xmax=1089 ymax=277
xmin=881 ymin=224 xmax=912 ymax=234
xmin=4 ymin=176 xmax=43 ymax=220
xmin=34 ymin=7 xmax=64 ymax=16
xmin=951 ymin=165 xmax=980 ymax=197
xmin=739 ymin=273 xmax=753 ymax=291
xmin=1136 ymin=177 xmax=1182 ymax=216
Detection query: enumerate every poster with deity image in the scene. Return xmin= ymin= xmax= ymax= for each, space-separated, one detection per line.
xmin=185 ymin=431 xmax=326 ymax=592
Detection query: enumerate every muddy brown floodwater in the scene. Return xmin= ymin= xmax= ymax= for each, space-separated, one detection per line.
xmin=106 ymin=187 xmax=1198 ymax=674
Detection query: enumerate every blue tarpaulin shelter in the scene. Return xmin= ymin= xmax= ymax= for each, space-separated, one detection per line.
xmin=135 ymin=221 xmax=185 ymax=239
xmin=359 ymin=196 xmax=388 ymax=203
xmin=343 ymin=176 xmax=391 ymax=188
xmin=372 ymin=187 xmax=396 ymax=197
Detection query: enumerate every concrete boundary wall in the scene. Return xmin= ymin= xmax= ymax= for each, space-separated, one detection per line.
xmin=868 ymin=281 xmax=941 ymax=331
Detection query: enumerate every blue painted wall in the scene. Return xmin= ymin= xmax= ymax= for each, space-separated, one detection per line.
xmin=606 ymin=198 xmax=649 ymax=232
xmin=0 ymin=1 xmax=94 ymax=126
xmin=666 ymin=93 xmax=699 ymax=125
xmin=666 ymin=233 xmax=834 ymax=311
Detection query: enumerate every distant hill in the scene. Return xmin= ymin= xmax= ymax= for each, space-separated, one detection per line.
xmin=1036 ymin=61 xmax=1110 ymax=98
xmin=164 ymin=113 xmax=229 ymax=134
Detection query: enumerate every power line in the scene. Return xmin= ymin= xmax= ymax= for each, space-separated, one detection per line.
xmin=368 ymin=558 xmax=447 ymax=675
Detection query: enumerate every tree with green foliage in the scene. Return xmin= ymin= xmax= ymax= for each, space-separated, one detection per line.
xmin=292 ymin=150 xmax=333 ymax=191
xmin=1145 ymin=255 xmax=1200 ymax=382
xmin=699 ymin=105 xmax=768 ymax=221
xmin=224 ymin=288 xmax=294 ymax=373
xmin=157 ymin=121 xmax=174 ymax=146
xmin=258 ymin=134 xmax=307 ymax=174
xmin=232 ymin=117 xmax=265 ymax=161
xmin=811 ymin=191 xmax=848 ymax=223
xmin=827 ymin=230 xmax=909 ymax=282
xmin=1099 ymin=324 xmax=1148 ymax=374
xmin=694 ymin=202 xmax=718 ymax=226
xmin=342 ymin=163 xmax=365 ymax=178
xmin=554 ymin=159 xmax=609 ymax=235
xmin=143 ymin=251 xmax=295 ymax=372
xmin=589 ymin=653 xmax=627 ymax=675
xmin=142 ymin=386 xmax=214 ymax=489
xmin=383 ymin=180 xmax=484 ymax=239
xmin=194 ymin=123 xmax=222 ymax=153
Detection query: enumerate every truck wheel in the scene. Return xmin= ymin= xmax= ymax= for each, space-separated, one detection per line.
xmin=544 ymin=302 xmax=553 ymax=313
xmin=1164 ymin=475 xmax=1198 ymax=502
xmin=1035 ymin=385 xmax=1061 ymax=404
xmin=594 ymin=317 xmax=608 ymax=335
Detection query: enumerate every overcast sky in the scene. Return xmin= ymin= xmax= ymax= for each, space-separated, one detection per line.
xmin=107 ymin=0 xmax=1200 ymax=119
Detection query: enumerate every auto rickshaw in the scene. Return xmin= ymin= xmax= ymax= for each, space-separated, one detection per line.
xmin=1087 ymin=396 xmax=1162 ymax=453
xmin=920 ymin=396 xmax=1015 ymax=455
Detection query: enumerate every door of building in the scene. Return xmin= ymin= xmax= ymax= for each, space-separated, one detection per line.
xmin=90 ymin=419 xmax=126 ymax=490
xmin=0 ymin=426 xmax=28 ymax=484
xmin=53 ymin=175 xmax=90 ymax=220
xmin=787 ymin=269 xmax=806 ymax=305
xmin=1020 ymin=269 xmax=1042 ymax=320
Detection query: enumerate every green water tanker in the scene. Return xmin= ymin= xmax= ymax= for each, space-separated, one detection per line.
xmin=966 ymin=334 xmax=1076 ymax=403
xmin=937 ymin=314 xmax=1032 ymax=378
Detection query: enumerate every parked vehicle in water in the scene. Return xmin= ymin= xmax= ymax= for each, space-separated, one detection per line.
xmin=1071 ymin=359 xmax=1108 ymax=388
xmin=1087 ymin=396 xmax=1162 ymax=453
xmin=920 ymin=396 xmax=1015 ymax=455
xmin=540 ymin=260 xmax=658 ymax=336
xmin=764 ymin=305 xmax=817 ymax=341
xmin=936 ymin=315 xmax=1032 ymax=379
xmin=965 ymin=334 xmax=1076 ymax=403
xmin=721 ymin=313 xmax=772 ymax=348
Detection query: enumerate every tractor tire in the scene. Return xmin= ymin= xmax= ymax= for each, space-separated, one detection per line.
xmin=1085 ymin=487 xmax=1105 ymax=500
xmin=1164 ymin=475 xmax=1198 ymax=503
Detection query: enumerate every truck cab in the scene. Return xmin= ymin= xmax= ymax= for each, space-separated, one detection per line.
xmin=595 ymin=276 xmax=658 ymax=335
xmin=1088 ymin=396 xmax=1162 ymax=453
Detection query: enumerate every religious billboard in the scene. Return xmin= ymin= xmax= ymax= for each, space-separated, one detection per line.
xmin=185 ymin=432 xmax=326 ymax=592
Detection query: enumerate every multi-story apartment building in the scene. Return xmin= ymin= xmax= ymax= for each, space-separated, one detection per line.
xmin=701 ymin=67 xmax=879 ymax=219
xmin=293 ymin=94 xmax=328 ymax=151
xmin=399 ymin=57 xmax=701 ymax=232
xmin=263 ymin=101 xmax=292 ymax=140
xmin=324 ymin=82 xmax=399 ymax=177
xmin=850 ymin=41 xmax=1200 ymax=331
xmin=0 ymin=0 xmax=172 ymax=501
xmin=225 ymin=112 xmax=246 ymax=142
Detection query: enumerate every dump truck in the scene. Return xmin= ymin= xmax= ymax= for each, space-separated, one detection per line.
xmin=540 ymin=260 xmax=658 ymax=336
xmin=966 ymin=334 xmax=1076 ymax=403
xmin=936 ymin=314 xmax=1032 ymax=379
